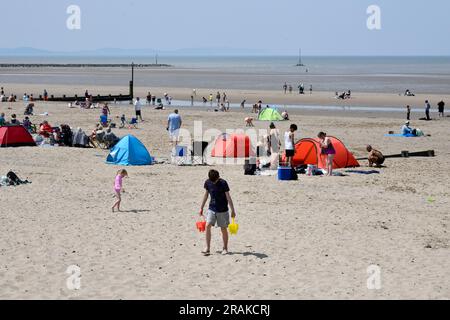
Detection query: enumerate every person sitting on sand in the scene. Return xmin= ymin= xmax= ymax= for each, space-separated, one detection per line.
xmin=404 ymin=89 xmax=415 ymax=97
xmin=91 ymin=125 xmax=106 ymax=147
xmin=401 ymin=121 xmax=415 ymax=136
xmin=24 ymin=103 xmax=34 ymax=116
xmin=39 ymin=121 xmax=53 ymax=138
xmin=366 ymin=145 xmax=385 ymax=168
xmin=245 ymin=117 xmax=254 ymax=127
xmin=104 ymin=128 xmax=120 ymax=148
xmin=119 ymin=114 xmax=126 ymax=128
xmin=10 ymin=114 xmax=20 ymax=125
xmin=22 ymin=116 xmax=32 ymax=132
xmin=281 ymin=110 xmax=289 ymax=121
xmin=199 ymin=169 xmax=237 ymax=256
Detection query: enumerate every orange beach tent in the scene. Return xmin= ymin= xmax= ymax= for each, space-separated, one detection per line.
xmin=211 ymin=133 xmax=255 ymax=158
xmin=283 ymin=136 xmax=359 ymax=169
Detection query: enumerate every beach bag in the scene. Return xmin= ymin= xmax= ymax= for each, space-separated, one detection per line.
xmin=244 ymin=159 xmax=256 ymax=176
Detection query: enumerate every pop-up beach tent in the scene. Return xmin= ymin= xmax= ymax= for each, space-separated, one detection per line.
xmin=211 ymin=133 xmax=255 ymax=158
xmin=106 ymin=135 xmax=153 ymax=166
xmin=0 ymin=126 xmax=36 ymax=147
xmin=283 ymin=137 xmax=360 ymax=169
xmin=258 ymin=107 xmax=284 ymax=121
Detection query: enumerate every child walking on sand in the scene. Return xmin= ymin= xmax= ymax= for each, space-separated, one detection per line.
xmin=199 ymin=170 xmax=236 ymax=256
xmin=112 ymin=169 xmax=128 ymax=212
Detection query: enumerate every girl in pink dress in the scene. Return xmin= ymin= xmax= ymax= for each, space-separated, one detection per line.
xmin=112 ymin=169 xmax=128 ymax=212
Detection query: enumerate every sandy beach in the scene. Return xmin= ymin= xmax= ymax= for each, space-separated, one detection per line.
xmin=0 ymin=93 xmax=449 ymax=299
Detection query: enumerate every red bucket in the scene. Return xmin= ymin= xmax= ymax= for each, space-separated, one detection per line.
xmin=196 ymin=221 xmax=206 ymax=232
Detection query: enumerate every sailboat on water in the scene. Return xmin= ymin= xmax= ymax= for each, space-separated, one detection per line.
xmin=295 ymin=48 xmax=305 ymax=67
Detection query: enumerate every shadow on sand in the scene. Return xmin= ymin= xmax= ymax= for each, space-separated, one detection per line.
xmin=227 ymin=252 xmax=269 ymax=259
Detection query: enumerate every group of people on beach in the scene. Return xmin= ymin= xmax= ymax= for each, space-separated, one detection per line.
xmin=283 ymin=82 xmax=312 ymax=95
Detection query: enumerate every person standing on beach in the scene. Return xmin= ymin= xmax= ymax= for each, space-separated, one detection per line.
xmin=318 ymin=132 xmax=336 ymax=177
xmin=425 ymin=100 xmax=431 ymax=121
xmin=43 ymin=89 xmax=48 ymax=101
xmin=167 ymin=109 xmax=182 ymax=147
xmin=240 ymin=100 xmax=246 ymax=109
xmin=134 ymin=97 xmax=143 ymax=121
xmin=146 ymin=92 xmax=152 ymax=105
xmin=216 ymin=92 xmax=221 ymax=106
xmin=310 ymin=85 xmax=313 ymax=95
xmin=209 ymin=94 xmax=213 ymax=106
xmin=199 ymin=169 xmax=237 ymax=256
xmin=112 ymin=169 xmax=128 ymax=212
xmin=190 ymin=95 xmax=194 ymax=106
xmin=438 ymin=100 xmax=445 ymax=117
xmin=268 ymin=122 xmax=281 ymax=153
xmin=284 ymin=124 xmax=298 ymax=167
xmin=283 ymin=82 xmax=288 ymax=94
xmin=406 ymin=105 xmax=411 ymax=121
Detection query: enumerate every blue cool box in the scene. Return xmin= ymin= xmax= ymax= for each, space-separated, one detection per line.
xmin=278 ymin=167 xmax=293 ymax=181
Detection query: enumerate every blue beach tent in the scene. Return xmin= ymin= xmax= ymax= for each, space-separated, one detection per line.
xmin=106 ymin=135 xmax=153 ymax=166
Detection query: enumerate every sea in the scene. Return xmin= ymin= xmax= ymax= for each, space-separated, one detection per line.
xmin=0 ymin=56 xmax=449 ymax=94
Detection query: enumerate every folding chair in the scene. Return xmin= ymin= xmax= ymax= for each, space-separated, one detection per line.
xmin=191 ymin=141 xmax=209 ymax=165
xmin=171 ymin=145 xmax=189 ymax=166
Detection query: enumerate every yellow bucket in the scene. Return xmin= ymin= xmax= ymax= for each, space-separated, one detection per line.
xmin=229 ymin=218 xmax=239 ymax=235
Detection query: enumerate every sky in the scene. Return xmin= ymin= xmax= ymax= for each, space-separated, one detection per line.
xmin=1 ymin=0 xmax=450 ymax=55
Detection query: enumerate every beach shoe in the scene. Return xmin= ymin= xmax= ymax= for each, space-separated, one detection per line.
xmin=202 ymin=250 xmax=211 ymax=256
xmin=221 ymin=250 xmax=229 ymax=256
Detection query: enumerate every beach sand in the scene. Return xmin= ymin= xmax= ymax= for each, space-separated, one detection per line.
xmin=0 ymin=97 xmax=449 ymax=300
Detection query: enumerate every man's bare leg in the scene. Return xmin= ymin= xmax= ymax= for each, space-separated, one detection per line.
xmin=221 ymin=227 xmax=229 ymax=254
xmin=203 ymin=225 xmax=212 ymax=255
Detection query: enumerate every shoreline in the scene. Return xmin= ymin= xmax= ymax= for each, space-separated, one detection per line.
xmin=2 ymin=83 xmax=449 ymax=111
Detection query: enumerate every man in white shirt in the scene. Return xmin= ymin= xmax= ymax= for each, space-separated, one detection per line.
xmin=134 ymin=97 xmax=143 ymax=121
xmin=284 ymin=124 xmax=298 ymax=167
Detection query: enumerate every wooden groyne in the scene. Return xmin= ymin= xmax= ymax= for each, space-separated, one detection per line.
xmin=0 ymin=63 xmax=171 ymax=68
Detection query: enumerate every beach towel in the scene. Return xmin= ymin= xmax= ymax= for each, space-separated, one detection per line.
xmin=384 ymin=134 xmax=417 ymax=138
